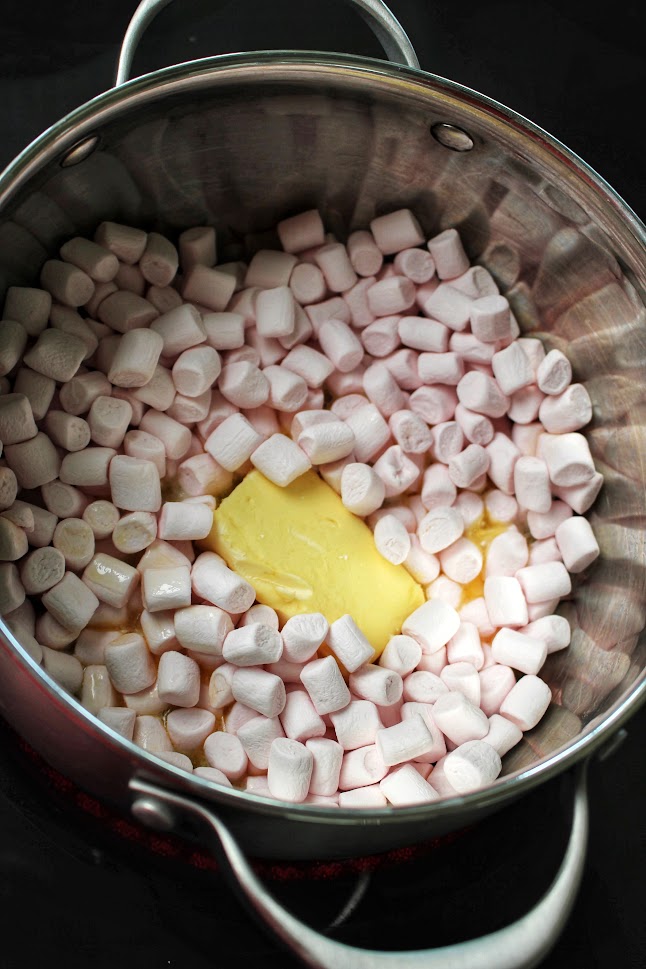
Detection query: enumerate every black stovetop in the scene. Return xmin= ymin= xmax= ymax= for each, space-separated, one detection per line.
xmin=0 ymin=2 xmax=644 ymax=967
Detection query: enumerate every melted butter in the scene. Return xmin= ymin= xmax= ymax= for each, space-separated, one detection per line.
xmin=202 ymin=470 xmax=425 ymax=656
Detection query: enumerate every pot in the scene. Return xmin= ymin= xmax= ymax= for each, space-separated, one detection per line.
xmin=0 ymin=0 xmax=644 ymax=965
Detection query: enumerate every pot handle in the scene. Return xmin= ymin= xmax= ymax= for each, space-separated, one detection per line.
xmin=115 ymin=0 xmax=420 ymax=86
xmin=129 ymin=763 xmax=589 ymax=969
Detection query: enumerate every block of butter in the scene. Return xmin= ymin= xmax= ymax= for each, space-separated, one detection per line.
xmin=203 ymin=470 xmax=424 ymax=656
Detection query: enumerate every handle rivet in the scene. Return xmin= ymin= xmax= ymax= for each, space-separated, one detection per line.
xmin=132 ymin=795 xmax=176 ymax=831
xmin=431 ymin=123 xmax=474 ymax=151
xmin=60 ymin=135 xmax=100 ymax=168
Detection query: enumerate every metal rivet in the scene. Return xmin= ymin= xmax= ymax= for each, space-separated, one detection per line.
xmin=131 ymin=796 xmax=176 ymax=831
xmin=430 ymin=123 xmax=474 ymax=152
xmin=60 ymin=135 xmax=100 ymax=168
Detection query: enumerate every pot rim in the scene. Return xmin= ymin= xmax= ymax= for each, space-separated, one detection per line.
xmin=1 ymin=48 xmax=644 ymax=826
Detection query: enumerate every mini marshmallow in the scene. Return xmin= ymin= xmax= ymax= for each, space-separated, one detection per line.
xmin=484 ymin=575 xmax=528 ymax=627
xmin=432 ymin=690 xmax=489 ymax=745
xmin=267 ymin=738 xmax=314 ymax=803
xmin=485 ymin=530 xmax=529 ymax=579
xmin=207 ymin=662 xmax=236 ymax=709
xmin=327 ymin=614 xmax=375 ymax=672
xmin=0 ymin=518 xmax=28 ymax=562
xmin=418 ymin=505 xmax=464 ymax=554
xmin=41 ymin=647 xmax=83 ymax=694
xmin=97 ymin=707 xmax=137 ymax=740
xmin=203 ymin=731 xmax=248 ymax=780
xmin=536 ymin=349 xmax=572 ymax=395
xmin=157 ymin=650 xmax=201 ymax=707
xmin=19 ymin=547 xmax=65 ymax=595
xmin=156 ymin=752 xmax=193 ymax=772
xmin=538 ymin=384 xmax=593 ymax=434
xmin=123 ymin=430 xmax=166 ymax=478
xmin=380 ymin=764 xmax=439 ymax=806
xmin=170 ymin=345 xmax=221 ymax=398
xmin=420 ymin=463 xmax=457 ymax=510
xmin=109 ymin=455 xmax=161 ymax=513
xmin=43 ymin=411 xmax=91 ymax=452
xmin=263 ymin=365 xmax=308 ymax=412
xmin=218 ymin=362 xmax=270 ymax=409
xmin=376 ymin=714 xmax=435 ymax=767
xmin=443 ymin=740 xmax=502 ymax=793
xmin=521 ymin=615 xmax=571 ymax=654
xmin=526 ymin=501 xmax=573 ymax=540
xmin=367 ymin=276 xmax=416 ymax=317
xmin=14 ymin=367 xmax=56 ymax=421
xmin=193 ymin=766 xmax=232 ymax=785
xmin=486 ymin=433 xmax=521 ymax=495
xmin=300 ymin=655 xmax=351 ymax=715
xmin=419 ymin=283 xmax=472 ymax=331
xmin=363 ymin=362 xmax=408 ymax=417
xmin=448 ymin=444 xmax=490 ymax=489
xmin=139 ymin=232 xmax=178 ymax=287
xmin=222 ymin=623 xmax=284 ymax=667
xmin=484 ymin=489 xmax=519 ymax=523
xmin=306 ymin=737 xmax=344 ymax=796
xmin=82 ymin=552 xmax=140 ymax=608
xmin=232 ymin=667 xmax=286 ymax=718
xmin=41 ymin=480 xmax=88 ymax=519
xmin=191 ymin=551 xmax=256 ymax=613
xmin=250 ymin=433 xmax=311 ymax=486
xmin=97 ymin=291 xmax=158 ymax=333
xmin=178 ymin=225 xmax=216 ymax=270
xmin=281 ymin=613 xmax=329 ymax=663
xmin=378 ymin=635 xmax=422 ymax=677
xmin=446 ymin=622 xmax=484 ymax=670
xmin=87 ymin=396 xmax=132 ymax=449
xmin=281 ymin=345 xmax=335 ymax=388
xmin=318 ymin=319 xmax=364 ymax=373
xmin=107 ymin=328 xmax=164 ymax=388
xmin=537 ymin=432 xmax=596 ymax=487
xmin=418 ymin=351 xmax=464 ymax=387
xmin=130 ymin=364 xmax=175 ymax=412
xmin=347 ymin=230 xmax=384 ymax=276
xmin=339 ymin=462 xmax=385 ymax=517
xmin=0 ymin=322 xmax=28 ymax=377
xmin=4 ymin=433 xmax=61 ymax=490
xmin=394 ymin=247 xmax=436 ymax=284
xmin=178 ymin=453 xmax=232 ymax=498
xmin=255 ymin=286 xmax=295 ymax=338
xmin=554 ymin=515 xmax=600 ymax=572
xmin=140 ymin=610 xmax=179 ymax=656
xmin=237 ymin=715 xmax=285 ymax=770
xmin=528 ymin=537 xmax=562 ymax=566
xmin=203 ymin=312 xmax=245 ymax=351
xmin=279 ymin=689 xmax=326 ymax=742
xmin=158 ymin=501 xmax=213 ymax=542
xmin=343 ymin=404 xmax=391 ymax=463
xmin=361 ymin=316 xmax=401 ymax=357
xmin=439 ymin=537 xmax=483 ymax=584
xmin=372 ymin=445 xmax=420 ymax=498
xmin=370 ymin=209 xmax=425 ymax=255
xmin=469 ymin=295 xmax=515 ymax=343
xmin=398 ymin=316 xmax=448 ymax=354
xmin=141 ymin=565 xmax=192 ymax=613
xmin=513 ymin=456 xmax=552 ymax=513
xmin=402 ymin=670 xmax=448 ymax=704
xmin=516 ymin=561 xmax=572 ymax=603
xmin=491 ymin=341 xmax=534 ymax=396
xmin=431 ymin=421 xmax=464 ymax=464
xmin=349 ymin=665 xmax=403 ymax=707
xmin=296 ymin=420 xmax=355 ymax=465
xmin=52 ymin=518 xmax=95 ymax=570
xmin=373 ymin=514 xmax=411 ymax=565
xmin=483 ymin=714 xmax=523 ymax=757
xmin=204 ymin=413 xmax=263 ymax=471
xmin=42 ymin=570 xmax=99 ymax=634
xmin=426 ymin=229 xmax=469 ymax=280
xmin=0 ymin=394 xmax=37 ymax=445
xmin=402 ymin=598 xmax=461 ymax=653
xmin=403 ymin=538 xmax=441 ymax=585
xmin=507 ymin=385 xmax=545 ymax=425
xmin=174 ymin=605 xmax=233 ymax=655
xmin=0 ymin=563 xmax=25 ymax=616
xmin=388 ymin=410 xmax=433 ymax=455
xmin=499 ymin=674 xmax=552 ymax=730
xmin=338 ymin=745 xmax=388 ymax=790
xmin=104 ymin=633 xmax=156 ymax=694
xmin=289 ymin=263 xmax=327 ymax=304
xmin=3 ymin=286 xmax=51 ymax=336
xmin=492 ymin=627 xmax=548 ymax=675
xmin=457 ymin=371 xmax=509 ymax=418
xmin=182 ymin=265 xmax=236 ymax=312
xmin=40 ymin=260 xmax=94 ymax=308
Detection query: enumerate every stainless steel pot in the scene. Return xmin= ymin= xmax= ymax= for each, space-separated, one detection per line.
xmin=0 ymin=1 xmax=644 ymax=965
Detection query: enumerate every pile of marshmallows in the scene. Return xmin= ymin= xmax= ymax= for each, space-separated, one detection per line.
xmin=0 ymin=207 xmax=602 ymax=808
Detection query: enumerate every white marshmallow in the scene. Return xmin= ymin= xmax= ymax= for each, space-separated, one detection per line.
xmin=327 ymin=614 xmax=375 ymax=672
xmin=104 ymin=633 xmax=156 ymax=695
xmin=516 ymin=561 xmax=572 ymax=603
xmin=402 ymin=598 xmax=461 ymax=654
xmin=554 ymin=516 xmax=600 ymax=573
xmin=448 ymin=444 xmax=490 ymax=488
xmin=513 ymin=456 xmax=552 ymax=513
xmin=443 ymin=740 xmax=502 ymax=793
xmin=499 ymin=674 xmax=552 ymax=730
xmin=158 ymin=501 xmax=213 ymax=541
xmin=109 ymin=455 xmax=161 ymax=513
xmin=267 ymin=738 xmax=313 ymax=803
xmin=440 ymin=662 xmax=481 ymax=706
xmin=338 ymin=745 xmax=388 ymax=790
xmin=537 ymin=432 xmax=596 ymax=487
xmin=491 ymin=627 xmax=548 ymax=674
xmin=281 ymin=345 xmax=335 ymax=388
xmin=457 ymin=371 xmax=509 ymax=418
xmin=521 ymin=614 xmax=570 ymax=653
xmin=376 ymin=714 xmax=435 ymax=767
xmin=349 ymin=664 xmax=403 ymax=707
xmin=222 ymin=623 xmax=284 ymax=667
xmin=279 ymin=690 xmax=326 ymax=742
xmin=536 ymin=349 xmax=572 ymax=395
xmin=174 ymin=605 xmax=233 ymax=656
xmin=372 ymin=445 xmax=420 ymax=498
xmin=218 ymin=362 xmax=270 ymax=409
xmin=299 ymin=655 xmax=351 ymax=715
xmin=281 ymin=613 xmax=329 ymax=663
xmin=232 ymin=667 xmax=286 ymax=718
xmin=439 ymin=537 xmax=483 ymax=584
xmin=343 ymin=404 xmax=391 ymax=463
xmin=379 ymin=635 xmax=423 ymax=676
xmin=237 ymin=715 xmax=285 ymax=770
xmin=306 ymin=737 xmax=344 ymax=796
xmin=432 ymin=691 xmax=489 ymax=745
xmin=203 ymin=731 xmax=248 ymax=780
xmin=380 ymin=764 xmax=439 ymax=806
xmin=297 ymin=420 xmax=355 ymax=465
xmin=483 ymin=714 xmax=523 ymax=757
xmin=42 ymin=571 xmax=99 ymax=634
xmin=402 ymin=670 xmax=449 ymax=704
xmin=418 ymin=505 xmax=464 ymax=554
xmin=191 ymin=551 xmax=256 ymax=613
xmin=484 ymin=575 xmax=528 ymax=627
xmin=250 ymin=433 xmax=311 ymax=486
xmin=204 ymin=413 xmax=263 ymax=471
xmin=157 ymin=650 xmax=200 ymax=707
xmin=373 ymin=514 xmax=411 ymax=565
xmin=255 ymin=286 xmax=296 ymax=338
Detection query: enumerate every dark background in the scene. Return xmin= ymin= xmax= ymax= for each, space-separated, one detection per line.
xmin=0 ymin=2 xmax=644 ymax=967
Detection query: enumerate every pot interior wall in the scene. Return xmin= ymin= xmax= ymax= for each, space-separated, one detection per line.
xmin=1 ymin=59 xmax=645 ymax=778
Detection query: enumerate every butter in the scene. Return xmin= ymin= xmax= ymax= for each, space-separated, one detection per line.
xmin=204 ymin=470 xmax=425 ymax=656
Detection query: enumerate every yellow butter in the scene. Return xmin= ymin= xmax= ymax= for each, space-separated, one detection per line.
xmin=203 ymin=470 xmax=425 ymax=656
